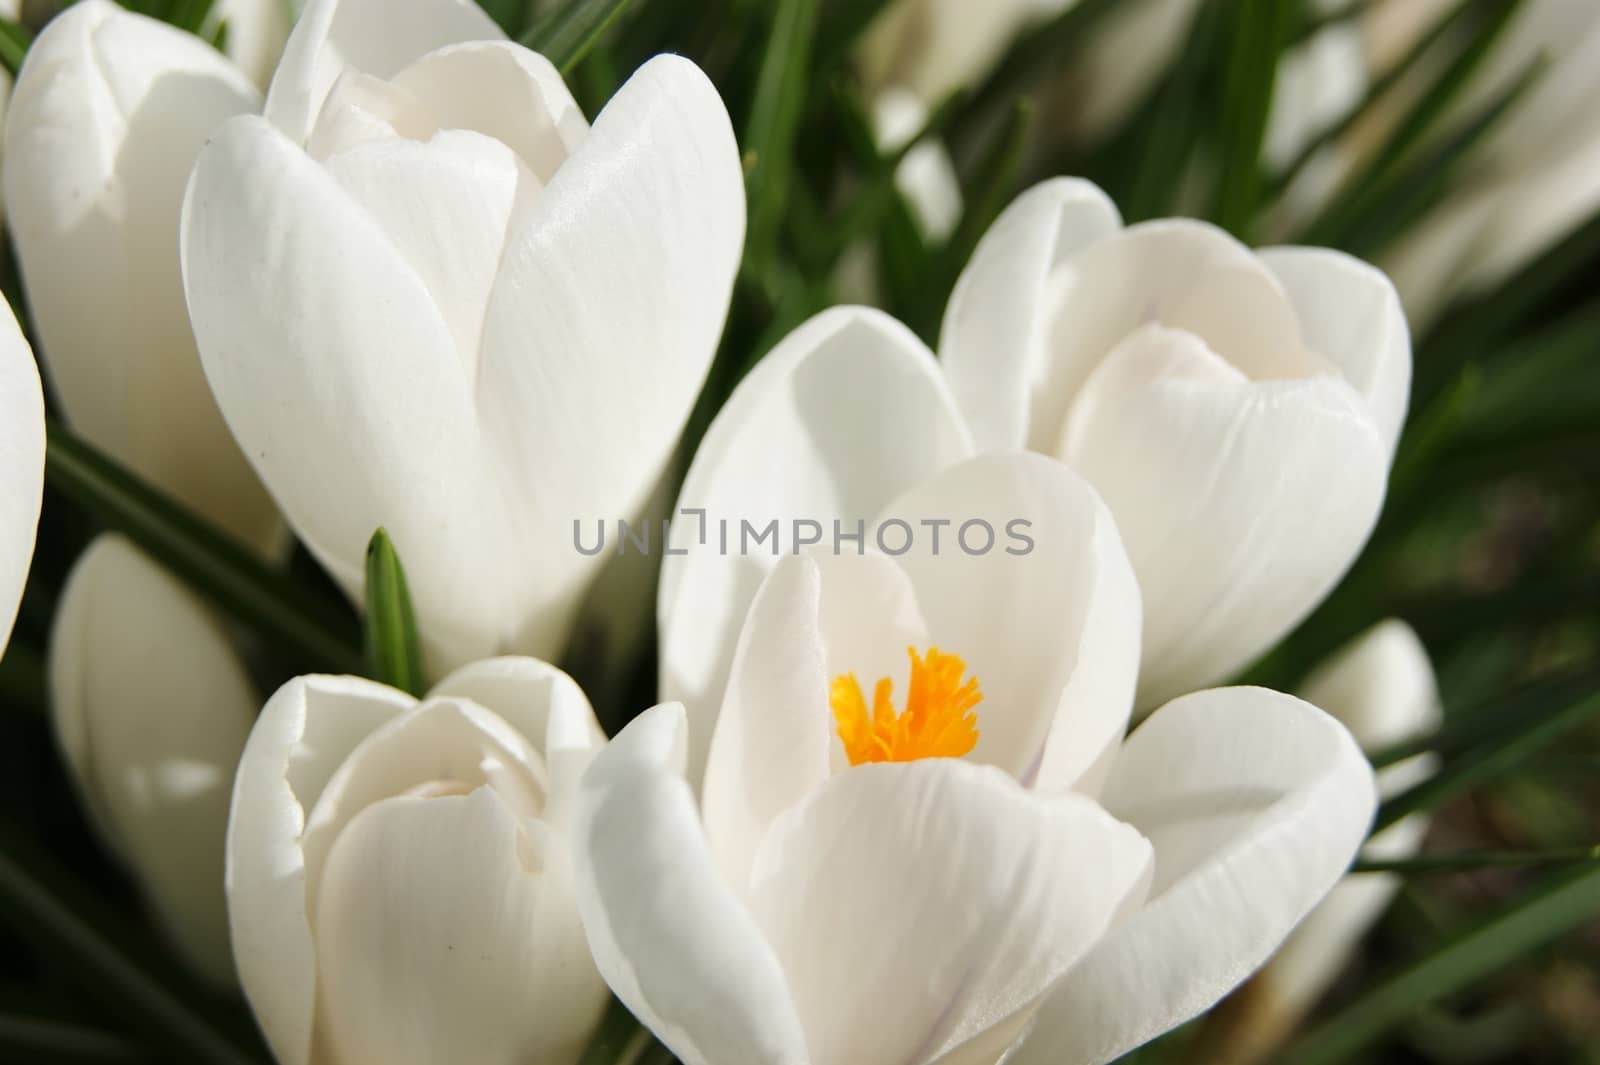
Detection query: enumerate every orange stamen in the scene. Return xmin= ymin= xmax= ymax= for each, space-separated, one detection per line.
xmin=830 ymin=647 xmax=981 ymax=765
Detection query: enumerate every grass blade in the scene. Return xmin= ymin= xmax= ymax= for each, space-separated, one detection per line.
xmin=0 ymin=848 xmax=265 ymax=1065
xmin=0 ymin=16 xmax=30 ymax=76
xmin=521 ymin=0 xmax=635 ymax=74
xmin=45 ymin=421 xmax=363 ymax=675
xmin=743 ymin=0 xmax=821 ymax=278
xmin=363 ymin=529 xmax=424 ymax=696
xmin=1272 ymin=861 xmax=1600 ymax=1065
xmin=1211 ymin=0 xmax=1292 ymax=236
xmin=1353 ymin=846 xmax=1600 ymax=876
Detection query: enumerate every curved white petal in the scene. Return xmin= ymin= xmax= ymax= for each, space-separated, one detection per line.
xmin=3 ymin=0 xmax=278 ymax=551
xmin=660 ymin=306 xmax=973 ymax=784
xmin=1015 ymin=686 xmax=1377 ymax=1065
xmin=475 ymin=53 xmax=743 ymax=663
xmin=429 ymin=655 xmax=606 ymax=819
xmin=226 ymin=675 xmax=416 ymax=1065
xmin=748 ymin=759 xmax=1152 ymax=1065
xmin=939 ymin=178 xmax=1123 ymax=451
xmin=389 ymin=40 xmax=587 ymax=182
xmin=882 ymin=452 xmax=1141 ymax=794
xmin=181 ymin=114 xmax=519 ymax=669
xmin=1258 ymin=246 xmax=1412 ymax=456
xmin=265 ymin=0 xmax=502 ymax=144
xmin=1196 ymin=623 xmax=1440 ymax=1063
xmin=1059 ymin=324 xmax=1388 ymax=706
xmin=572 ymin=703 xmax=809 ymax=1065
xmin=313 ymin=787 xmax=605 ymax=1065
xmin=701 ymin=555 xmax=831 ymax=898
xmin=0 ymin=300 xmax=43 ymax=656
xmin=49 ymin=535 xmax=256 ymax=987
xmin=209 ymin=0 xmax=294 ymax=91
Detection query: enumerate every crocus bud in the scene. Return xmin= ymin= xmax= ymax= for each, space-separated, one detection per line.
xmin=3 ymin=1 xmax=280 ymax=552
xmin=49 ymin=535 xmax=258 ymax=987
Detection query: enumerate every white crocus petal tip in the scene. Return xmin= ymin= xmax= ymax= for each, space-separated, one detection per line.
xmin=265 ymin=0 xmax=504 ymax=143
xmin=1016 ymin=686 xmax=1376 ymax=1065
xmin=1299 ymin=619 xmax=1441 ymax=758
xmin=49 ymin=535 xmax=257 ymax=988
xmin=1257 ymin=245 xmax=1413 ymax=456
xmin=939 ymin=176 xmax=1123 ymax=452
xmin=0 ymin=300 xmax=44 ymax=657
xmin=575 ymin=703 xmax=809 ymax=1065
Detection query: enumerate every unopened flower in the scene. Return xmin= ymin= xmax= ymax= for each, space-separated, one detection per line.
xmin=50 ymin=535 xmax=257 ymax=987
xmin=3 ymin=0 xmax=280 ymax=550
xmin=228 ymin=658 xmax=609 ymax=1065
xmin=182 ymin=0 xmax=745 ymax=672
xmin=578 ymin=454 xmax=1378 ymax=1065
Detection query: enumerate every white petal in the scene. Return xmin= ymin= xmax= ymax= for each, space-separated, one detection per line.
xmin=1059 ymin=323 xmax=1388 ymax=706
xmin=429 ymin=655 xmax=606 ymax=821
xmin=320 ymin=128 xmax=528 ymax=366
xmin=1258 ymin=246 xmax=1412 ymax=456
xmin=389 ymin=40 xmax=587 ymax=182
xmin=572 ymin=703 xmax=808 ymax=1065
xmin=1015 ymin=686 xmax=1377 ymax=1065
xmin=700 ymin=555 xmax=831 ymax=898
xmin=748 ymin=759 xmax=1152 ymax=1065
xmin=0 ymin=300 xmax=43 ymax=656
xmin=660 ymin=306 xmax=973 ymax=784
xmin=474 ymin=53 xmax=743 ymax=665
xmin=264 ymin=0 xmax=502 ymax=144
xmin=226 ymin=675 xmax=415 ymax=1065
xmin=49 ymin=536 xmax=256 ymax=987
xmin=208 ymin=0 xmax=293 ymax=91
xmin=882 ymin=453 xmax=1141 ymax=794
xmin=181 ymin=115 xmax=520 ymax=669
xmin=3 ymin=1 xmax=278 ymax=551
xmin=313 ymin=788 xmax=605 ymax=1065
xmin=297 ymin=698 xmax=548 ymax=927
xmin=939 ymin=178 xmax=1122 ymax=451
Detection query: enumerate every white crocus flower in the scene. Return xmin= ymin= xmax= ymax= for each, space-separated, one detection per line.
xmin=663 ymin=182 xmax=1407 ymax=777
xmin=49 ymin=535 xmax=257 ymax=988
xmin=576 ymin=453 xmax=1378 ymax=1065
xmin=2 ymin=1 xmax=281 ymax=553
xmin=181 ymin=0 xmax=744 ymax=673
xmin=1 ymin=298 xmax=44 ymax=658
xmin=1200 ymin=619 xmax=1441 ymax=1064
xmin=227 ymin=658 xmax=609 ymax=1065
xmin=941 ymin=179 xmax=1408 ymax=707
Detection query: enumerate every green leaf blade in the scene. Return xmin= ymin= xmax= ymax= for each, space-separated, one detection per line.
xmin=363 ymin=529 xmax=425 ymax=697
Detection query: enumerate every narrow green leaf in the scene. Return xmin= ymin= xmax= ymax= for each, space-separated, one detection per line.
xmin=1414 ymin=209 xmax=1600 ymax=407
xmin=0 ymin=16 xmax=31 ymax=77
xmin=0 ymin=848 xmax=265 ymax=1065
xmin=476 ymin=0 xmax=531 ymax=36
xmin=363 ymin=529 xmax=425 ymax=696
xmin=575 ymin=998 xmax=652 ymax=1065
xmin=45 ymin=421 xmax=364 ymax=675
xmin=1272 ymin=861 xmax=1600 ymax=1065
xmin=1117 ymin=0 xmax=1218 ymax=223
xmin=743 ymin=0 xmax=820 ymax=274
xmin=1211 ymin=0 xmax=1293 ymax=236
xmin=1353 ymin=845 xmax=1600 ymax=876
xmin=1376 ymin=682 xmax=1600 ymax=832
xmin=0 ymin=1014 xmax=152 ymax=1063
xmin=521 ymin=0 xmax=634 ymax=74
xmin=1297 ymin=0 xmax=1534 ymax=250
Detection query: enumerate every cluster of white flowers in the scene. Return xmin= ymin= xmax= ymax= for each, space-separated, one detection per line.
xmin=17 ymin=0 xmax=1587 ymax=1061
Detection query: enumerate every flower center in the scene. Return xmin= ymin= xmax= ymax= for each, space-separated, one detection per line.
xmin=830 ymin=647 xmax=982 ymax=765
